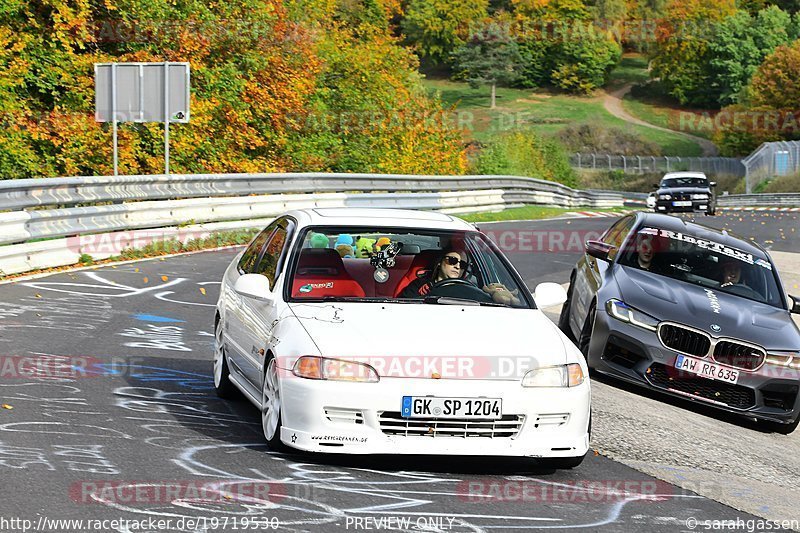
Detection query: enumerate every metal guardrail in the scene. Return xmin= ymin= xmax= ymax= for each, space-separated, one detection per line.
xmin=717 ymin=194 xmax=800 ymax=207
xmin=0 ymin=172 xmax=618 ymax=211
xmin=0 ymin=173 xmax=624 ymax=276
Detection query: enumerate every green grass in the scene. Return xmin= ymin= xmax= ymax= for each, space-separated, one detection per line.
xmin=621 ymin=93 xmax=715 ymax=141
xmin=458 ymin=205 xmax=627 ymax=223
xmin=423 ymin=78 xmax=703 ymax=156
xmin=607 ymin=55 xmax=650 ymax=88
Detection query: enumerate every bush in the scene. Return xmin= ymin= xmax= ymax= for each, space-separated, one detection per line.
xmin=556 ymin=122 xmax=663 ymax=156
xmin=761 ymin=173 xmax=800 ymax=192
xmin=550 ymin=29 xmax=622 ymax=94
xmin=474 ymin=131 xmax=577 ymax=187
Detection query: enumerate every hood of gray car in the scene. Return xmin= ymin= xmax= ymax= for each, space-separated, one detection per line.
xmin=613 ymin=265 xmax=800 ymax=350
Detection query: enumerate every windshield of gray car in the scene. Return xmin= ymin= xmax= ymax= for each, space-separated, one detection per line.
xmin=661 ymin=177 xmax=709 ymax=188
xmin=617 ymin=227 xmax=783 ymax=308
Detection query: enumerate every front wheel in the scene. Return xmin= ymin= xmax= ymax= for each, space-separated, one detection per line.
xmin=262 ymin=357 xmax=289 ymax=451
xmin=578 ymin=304 xmax=596 ymax=359
xmin=213 ymin=318 xmax=236 ymax=398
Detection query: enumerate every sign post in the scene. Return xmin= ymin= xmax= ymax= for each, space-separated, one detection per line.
xmin=95 ymin=62 xmax=190 ymax=176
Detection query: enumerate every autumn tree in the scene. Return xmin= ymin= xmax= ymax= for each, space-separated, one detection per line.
xmin=452 ymin=22 xmax=522 ymax=108
xmin=401 ymin=0 xmax=490 ymax=64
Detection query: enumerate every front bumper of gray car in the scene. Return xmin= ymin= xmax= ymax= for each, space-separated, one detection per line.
xmin=587 ymin=309 xmax=800 ymax=425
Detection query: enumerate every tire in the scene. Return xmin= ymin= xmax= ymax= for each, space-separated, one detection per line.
xmin=261 ymin=356 xmax=289 ymax=452
xmin=558 ymin=274 xmax=576 ymax=340
xmin=758 ymin=416 xmax=800 ymax=435
xmin=578 ymin=304 xmax=597 ymax=359
xmin=213 ymin=317 xmax=236 ymax=399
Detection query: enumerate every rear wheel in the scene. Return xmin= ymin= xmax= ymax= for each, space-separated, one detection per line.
xmin=262 ymin=357 xmax=289 ymax=451
xmin=213 ymin=318 xmax=236 ymax=398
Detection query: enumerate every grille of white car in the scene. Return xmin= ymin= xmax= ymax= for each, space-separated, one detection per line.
xmin=377 ymin=412 xmax=525 ymax=438
xmin=324 ymin=408 xmax=365 ymax=425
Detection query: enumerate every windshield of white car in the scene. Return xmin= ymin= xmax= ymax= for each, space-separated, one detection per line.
xmin=286 ymin=227 xmax=532 ymax=308
xmin=661 ymin=177 xmax=709 ymax=188
xmin=617 ymin=227 xmax=783 ymax=307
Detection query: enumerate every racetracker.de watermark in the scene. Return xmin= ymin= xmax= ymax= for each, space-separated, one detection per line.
xmin=67 ymin=229 xmax=219 ymax=256
xmin=276 ymin=355 xmax=566 ymax=380
xmin=70 ymin=480 xmax=286 ymax=505
xmin=458 ymin=479 xmax=673 ymax=503
xmin=484 ymin=229 xmax=603 ymax=255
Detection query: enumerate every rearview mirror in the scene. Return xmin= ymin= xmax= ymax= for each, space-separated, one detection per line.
xmin=234 ymin=274 xmax=274 ymax=302
xmin=585 ymin=240 xmax=615 ymax=262
xmin=533 ymin=282 xmax=568 ymax=309
xmin=790 ymin=295 xmax=800 ymax=314
xmin=710 ymin=181 xmax=717 ymax=187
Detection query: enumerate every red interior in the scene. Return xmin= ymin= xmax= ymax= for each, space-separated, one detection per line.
xmin=291 ymin=248 xmax=439 ymax=298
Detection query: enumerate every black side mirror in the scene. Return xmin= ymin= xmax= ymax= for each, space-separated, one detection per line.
xmin=586 ymin=240 xmax=615 ymax=262
xmin=790 ymin=295 xmax=800 ymax=314
xmin=710 ymin=181 xmax=717 ymax=187
xmin=652 ymin=183 xmax=660 ymax=188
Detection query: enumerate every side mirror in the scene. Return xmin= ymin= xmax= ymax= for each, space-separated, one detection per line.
xmin=234 ymin=274 xmax=274 ymax=302
xmin=533 ymin=282 xmax=568 ymax=309
xmin=586 ymin=240 xmax=615 ymax=262
xmin=652 ymin=183 xmax=660 ymax=188
xmin=710 ymin=181 xmax=717 ymax=187
xmin=790 ymin=295 xmax=800 ymax=314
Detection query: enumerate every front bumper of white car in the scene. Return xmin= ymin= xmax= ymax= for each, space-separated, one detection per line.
xmin=278 ymin=376 xmax=590 ymax=458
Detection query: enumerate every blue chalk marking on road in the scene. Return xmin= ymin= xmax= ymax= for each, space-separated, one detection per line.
xmin=133 ymin=313 xmax=185 ymax=323
xmin=86 ymin=363 xmax=213 ymax=389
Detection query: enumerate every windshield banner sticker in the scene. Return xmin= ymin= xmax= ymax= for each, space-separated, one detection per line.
xmin=643 ymin=228 xmax=772 ymax=270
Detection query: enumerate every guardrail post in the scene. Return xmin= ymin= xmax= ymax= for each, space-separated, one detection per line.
xmin=637 ymin=156 xmax=642 ymax=173
xmin=576 ymin=153 xmax=581 ymax=169
xmin=621 ymin=155 xmax=626 ymax=173
xmin=665 ymin=156 xmax=670 ymax=172
xmin=651 ymin=156 xmax=656 ymax=172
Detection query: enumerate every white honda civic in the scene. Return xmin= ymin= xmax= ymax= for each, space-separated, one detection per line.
xmin=214 ymin=208 xmax=591 ymax=468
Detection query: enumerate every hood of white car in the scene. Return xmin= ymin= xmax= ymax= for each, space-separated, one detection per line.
xmin=287 ymin=302 xmax=570 ymax=379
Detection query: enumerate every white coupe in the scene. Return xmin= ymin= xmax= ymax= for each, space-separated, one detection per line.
xmin=213 ymin=208 xmax=591 ymax=468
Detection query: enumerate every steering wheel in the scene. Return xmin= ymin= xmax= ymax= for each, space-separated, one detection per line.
xmin=428 ymin=278 xmax=494 ymax=303
xmin=722 ymin=283 xmax=762 ymax=301
xmin=430 ymin=278 xmax=474 ymax=289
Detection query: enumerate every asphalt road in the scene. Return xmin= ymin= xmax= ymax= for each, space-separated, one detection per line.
xmin=0 ymin=210 xmax=797 ymax=532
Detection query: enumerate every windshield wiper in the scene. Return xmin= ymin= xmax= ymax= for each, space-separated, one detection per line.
xmin=422 ymin=296 xmax=509 ymax=307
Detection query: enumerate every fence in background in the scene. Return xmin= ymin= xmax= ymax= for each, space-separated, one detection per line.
xmin=742 ymin=141 xmax=800 ymax=193
xmin=570 ymin=154 xmax=745 ymax=177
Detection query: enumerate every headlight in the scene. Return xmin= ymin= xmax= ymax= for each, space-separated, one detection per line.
xmin=658 ymin=194 xmax=671 ymax=200
xmin=606 ymin=299 xmax=659 ymax=331
xmin=765 ymin=352 xmax=800 ymax=370
xmin=522 ymin=363 xmax=584 ymax=387
xmin=292 ymin=356 xmax=379 ymax=382
xmin=691 ymin=194 xmax=709 ymax=199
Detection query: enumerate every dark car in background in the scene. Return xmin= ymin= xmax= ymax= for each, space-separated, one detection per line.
xmin=559 ymin=212 xmax=800 ymax=433
xmin=653 ymin=172 xmax=717 ymax=215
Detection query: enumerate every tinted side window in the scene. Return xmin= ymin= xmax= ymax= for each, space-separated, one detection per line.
xmin=238 ymin=224 xmax=277 ymax=274
xmin=602 ymin=216 xmax=635 ymax=249
xmin=254 ymin=224 xmax=289 ymax=286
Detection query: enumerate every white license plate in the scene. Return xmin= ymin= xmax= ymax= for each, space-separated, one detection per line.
xmin=674 ymin=355 xmax=739 ymax=384
xmin=673 ymin=201 xmax=692 ymax=207
xmin=401 ymin=396 xmax=502 ymax=419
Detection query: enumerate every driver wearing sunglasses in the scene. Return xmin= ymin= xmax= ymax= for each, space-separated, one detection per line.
xmin=400 ymin=249 xmax=468 ymax=298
